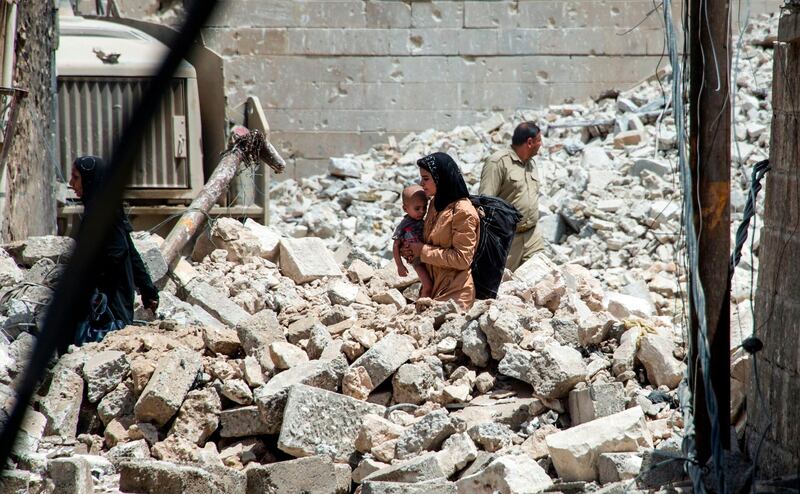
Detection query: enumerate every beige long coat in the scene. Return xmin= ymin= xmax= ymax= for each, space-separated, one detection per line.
xmin=419 ymin=197 xmax=480 ymax=310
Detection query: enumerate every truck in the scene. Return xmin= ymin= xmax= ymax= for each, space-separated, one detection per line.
xmin=55 ymin=4 xmax=272 ymax=234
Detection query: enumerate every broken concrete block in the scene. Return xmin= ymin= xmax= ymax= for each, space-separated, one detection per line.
xmin=350 ymin=332 xmax=415 ymax=391
xmin=269 ymin=341 xmax=309 ymax=369
xmin=14 ymin=408 xmax=46 ymax=457
xmin=372 ymin=288 xmax=407 ymax=308
xmin=97 ymin=381 xmax=135 ymax=426
xmin=455 ymin=455 xmax=553 ymax=494
xmin=279 ymin=237 xmax=342 ymax=284
xmin=186 ymin=279 xmax=251 ymax=327
xmin=613 ymin=130 xmax=645 ymax=148
xmin=192 ymin=217 xmax=262 ymax=263
xmin=236 ymin=309 xmax=286 ymax=372
xmin=335 ymin=464 xmax=352 ymax=493
xmin=356 ymin=413 xmax=404 ymax=462
xmin=40 ymin=367 xmax=83 ymax=438
xmin=169 ymin=388 xmax=221 ymax=445
xmin=244 ymin=218 xmax=281 ymax=261
xmin=545 ymin=406 xmax=653 ymax=481
xmin=219 ymin=379 xmax=253 ymax=405
xmin=606 ymin=292 xmax=655 ymax=320
xmin=202 ymin=325 xmax=241 ymax=356
xmin=611 ymin=326 xmax=642 ymax=376
xmin=361 ymin=452 xmax=448 ymax=483
xmin=598 ymin=452 xmax=642 ymax=484
xmin=568 ymin=382 xmax=626 ymax=426
xmin=631 ymin=158 xmax=671 ymax=177
xmin=328 ymin=280 xmax=360 ymax=306
xmin=498 ymin=343 xmax=587 ymax=399
xmin=362 ymin=480 xmax=457 ymax=494
xmin=307 ymin=323 xmax=334 ymax=360
xmin=0 ymin=470 xmax=45 ymax=494
xmin=48 ymin=457 xmax=93 ymax=494
xmin=581 ymin=146 xmax=612 ymax=169
xmin=134 ymin=348 xmax=202 ymax=427
xmin=278 ymin=384 xmax=385 ymax=461
xmin=353 ymin=459 xmax=388 ymax=484
xmin=395 ymin=408 xmax=456 ymax=460
xmin=342 ymin=366 xmax=373 ymax=400
xmin=467 ymin=422 xmax=514 ymax=452
xmin=119 ymin=460 xmax=246 ymax=494
xmin=330 ymin=156 xmax=363 ymax=179
xmin=82 ymin=351 xmax=130 ymax=403
xmin=105 ymin=439 xmax=151 ymax=469
xmin=18 ymin=236 xmax=75 ymax=266
xmin=392 ymin=362 xmax=441 ymax=405
xmin=253 ymin=357 xmax=347 ymax=434
xmin=514 ymin=252 xmax=559 ymax=284
xmin=479 ymin=308 xmax=523 ymax=360
xmin=438 ymin=433 xmax=478 ymax=476
xmin=156 ymin=292 xmax=225 ymax=330
xmin=219 ymin=406 xmax=270 ymax=438
xmin=461 ymin=320 xmax=490 ymax=367
xmin=0 ymin=248 xmax=23 ymax=288
xmin=347 ymin=259 xmax=375 ymax=283
xmin=637 ymin=333 xmax=684 ymax=389
xmin=246 ymin=455 xmax=338 ymax=494
xmin=538 ymin=214 xmax=566 ymax=244
xmin=132 ymin=233 xmax=169 ymax=282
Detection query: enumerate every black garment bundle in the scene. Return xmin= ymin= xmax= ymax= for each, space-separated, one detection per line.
xmin=469 ymin=195 xmax=522 ymax=300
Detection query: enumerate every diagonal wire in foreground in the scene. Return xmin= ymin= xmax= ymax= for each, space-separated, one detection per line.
xmin=0 ymin=0 xmax=219 ymax=469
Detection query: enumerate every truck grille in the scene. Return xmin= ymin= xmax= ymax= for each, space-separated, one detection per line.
xmin=57 ymin=77 xmax=190 ymax=189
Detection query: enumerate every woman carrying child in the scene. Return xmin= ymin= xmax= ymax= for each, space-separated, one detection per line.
xmin=401 ymin=152 xmax=480 ymax=310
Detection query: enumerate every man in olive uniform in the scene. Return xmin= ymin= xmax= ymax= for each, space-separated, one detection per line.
xmin=479 ymin=121 xmax=545 ymax=271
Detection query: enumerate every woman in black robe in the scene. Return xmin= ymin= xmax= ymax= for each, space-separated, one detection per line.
xmin=67 ymin=156 xmax=159 ymax=346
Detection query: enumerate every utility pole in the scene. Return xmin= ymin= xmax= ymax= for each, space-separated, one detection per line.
xmin=688 ymin=0 xmax=732 ymax=469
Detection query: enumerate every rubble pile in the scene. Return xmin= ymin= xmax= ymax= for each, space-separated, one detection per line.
xmin=0 ymin=13 xmax=777 ymax=494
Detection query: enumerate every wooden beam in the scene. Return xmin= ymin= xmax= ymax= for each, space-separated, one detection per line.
xmin=688 ymin=0 xmax=732 ymax=474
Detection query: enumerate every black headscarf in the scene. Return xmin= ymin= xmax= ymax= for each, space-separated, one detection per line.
xmin=417 ymin=152 xmax=470 ymax=212
xmin=74 ymin=155 xmax=132 ymax=232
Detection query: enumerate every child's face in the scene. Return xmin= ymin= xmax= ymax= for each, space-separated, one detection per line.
xmin=403 ymin=197 xmax=427 ymax=220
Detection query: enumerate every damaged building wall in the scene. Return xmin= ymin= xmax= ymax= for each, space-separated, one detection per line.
xmin=2 ymin=1 xmax=58 ymax=240
xmin=747 ymin=10 xmax=800 ymax=477
xmin=80 ymin=0 xmax=780 ymax=181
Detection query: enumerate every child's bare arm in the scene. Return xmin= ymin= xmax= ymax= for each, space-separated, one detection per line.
xmin=393 ymin=239 xmax=408 ymax=276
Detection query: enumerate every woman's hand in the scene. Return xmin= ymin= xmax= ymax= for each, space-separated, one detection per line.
xmin=402 ymin=239 xmax=423 ymax=259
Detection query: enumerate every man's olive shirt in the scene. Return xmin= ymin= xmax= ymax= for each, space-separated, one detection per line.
xmin=478 ymin=148 xmax=540 ymax=233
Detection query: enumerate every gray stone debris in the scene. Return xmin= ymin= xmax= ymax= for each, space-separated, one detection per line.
xmin=47 ymin=457 xmax=94 ymax=494
xmin=6 ymin=15 xmax=781 ymax=492
xmin=467 ymin=422 xmax=514 ymax=452
xmin=246 ymin=455 xmax=339 ymax=494
xmin=498 ymin=343 xmax=587 ymax=399
xmin=277 ymin=384 xmax=385 ymax=461
xmin=40 ymin=366 xmax=83 ymax=438
xmin=568 ymin=382 xmax=626 ymax=426
xmin=280 ymin=237 xmax=343 ymax=284
xmin=350 ymin=332 xmax=415 ymax=392
xmin=119 ymin=460 xmax=246 ymax=494
xmin=254 ymin=357 xmax=347 ymax=434
xmin=456 ymin=454 xmax=553 ymax=494
xmin=546 ymin=407 xmax=653 ymax=481
xmin=82 ymin=351 xmax=130 ymax=403
xmin=395 ymin=408 xmax=457 ymax=460
xmin=134 ymin=348 xmax=202 ymax=427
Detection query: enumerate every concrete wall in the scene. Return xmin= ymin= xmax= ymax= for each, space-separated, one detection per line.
xmin=2 ymin=1 xmax=58 ymax=240
xmin=747 ymin=10 xmax=800 ymax=477
xmin=84 ymin=0 xmax=780 ymax=180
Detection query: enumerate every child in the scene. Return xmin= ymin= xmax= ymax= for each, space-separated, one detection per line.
xmin=393 ymin=185 xmax=433 ymax=298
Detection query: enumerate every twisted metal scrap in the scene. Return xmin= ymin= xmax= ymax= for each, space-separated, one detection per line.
xmin=226 ymin=126 xmax=285 ymax=174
